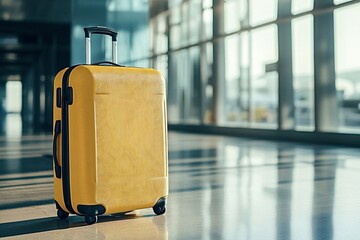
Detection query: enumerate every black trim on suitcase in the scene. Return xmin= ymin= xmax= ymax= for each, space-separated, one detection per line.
xmin=61 ymin=65 xmax=80 ymax=214
xmin=55 ymin=200 xmax=61 ymax=210
xmin=77 ymin=204 xmax=106 ymax=216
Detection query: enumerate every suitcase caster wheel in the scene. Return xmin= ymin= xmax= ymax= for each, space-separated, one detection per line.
xmin=153 ymin=197 xmax=166 ymax=215
xmin=85 ymin=215 xmax=98 ymax=225
xmin=57 ymin=208 xmax=69 ymax=219
xmin=153 ymin=205 xmax=166 ymax=215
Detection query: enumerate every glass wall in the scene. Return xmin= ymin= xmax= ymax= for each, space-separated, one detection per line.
xmin=292 ymin=15 xmax=314 ymax=130
xmin=71 ymin=0 xmax=149 ymax=66
xmin=150 ymin=0 xmax=360 ymax=134
xmin=5 ymin=81 xmax=22 ymax=113
xmin=249 ymin=0 xmax=277 ymax=26
xmin=334 ymin=3 xmax=360 ymax=132
xmin=250 ymin=25 xmax=278 ymax=128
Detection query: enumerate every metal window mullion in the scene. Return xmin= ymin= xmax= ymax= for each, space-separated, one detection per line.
xmin=277 ymin=0 xmax=295 ymax=130
xmin=313 ymin=0 xmax=337 ymax=132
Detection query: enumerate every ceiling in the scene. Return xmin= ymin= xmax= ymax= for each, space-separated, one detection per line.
xmin=0 ymin=21 xmax=70 ymax=82
xmin=0 ymin=0 xmax=71 ymax=23
xmin=0 ymin=0 xmax=72 ymax=82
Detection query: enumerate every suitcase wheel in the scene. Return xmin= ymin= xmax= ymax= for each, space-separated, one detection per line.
xmin=57 ymin=208 xmax=69 ymax=220
xmin=85 ymin=215 xmax=98 ymax=225
xmin=152 ymin=198 xmax=166 ymax=215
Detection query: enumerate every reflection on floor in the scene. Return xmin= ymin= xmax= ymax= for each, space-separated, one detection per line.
xmin=1 ymin=131 xmax=360 ymax=239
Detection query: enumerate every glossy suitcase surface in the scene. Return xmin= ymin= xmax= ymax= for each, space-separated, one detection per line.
xmin=52 ymin=27 xmax=168 ymax=224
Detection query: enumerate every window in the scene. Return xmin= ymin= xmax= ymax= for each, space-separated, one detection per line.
xmin=168 ymin=50 xmax=186 ymax=123
xmin=292 ymin=0 xmax=313 ymax=15
xmin=168 ymin=47 xmax=201 ymax=124
xmin=202 ymin=8 xmax=213 ymax=40
xmin=187 ymin=46 xmax=202 ymax=123
xmin=250 ymin=25 xmax=278 ymax=128
xmin=155 ymin=54 xmax=168 ymax=81
xmin=181 ymin=2 xmax=189 ymax=47
xmin=153 ymin=13 xmax=168 ymax=55
xmin=292 ymin=15 xmax=314 ymax=130
xmin=150 ymin=0 xmax=360 ymax=138
xmin=170 ymin=25 xmax=181 ymax=50
xmin=249 ymin=0 xmax=277 ymax=26
xmin=5 ymin=81 xmax=22 ymax=137
xmin=170 ymin=6 xmax=181 ymax=50
xmin=188 ymin=0 xmax=202 ymax=44
xmin=222 ymin=32 xmax=250 ymax=126
xmin=201 ymin=43 xmax=214 ymax=124
xmin=334 ymin=3 xmax=360 ymax=132
xmin=224 ymin=0 xmax=240 ymax=33
xmin=224 ymin=34 xmax=241 ymax=123
xmin=6 ymin=81 xmax=22 ymax=113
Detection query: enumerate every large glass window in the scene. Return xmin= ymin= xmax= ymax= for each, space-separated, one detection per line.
xmin=224 ymin=0 xmax=240 ymax=33
xmin=72 ymin=0 xmax=148 ymax=65
xmin=187 ymin=46 xmax=202 ymax=123
xmin=181 ymin=2 xmax=189 ymax=47
xmin=188 ymin=0 xmax=202 ymax=44
xmin=5 ymin=81 xmax=22 ymax=113
xmin=292 ymin=15 xmax=314 ymax=130
xmin=154 ymin=54 xmax=168 ymax=101
xmin=130 ymin=25 xmax=150 ymax=61
xmin=249 ymin=0 xmax=277 ymax=26
xmin=117 ymin=30 xmax=131 ymax=63
xmin=202 ymin=8 xmax=213 ymax=40
xmin=153 ymin=13 xmax=168 ymax=55
xmin=201 ymin=43 xmax=214 ymax=124
xmin=334 ymin=3 xmax=360 ymax=132
xmin=168 ymin=47 xmax=201 ymax=124
xmin=170 ymin=25 xmax=181 ymax=50
xmin=224 ymin=34 xmax=241 ymax=123
xmin=223 ymin=32 xmax=250 ymax=126
xmin=5 ymin=81 xmax=22 ymax=137
xmin=240 ymin=32 xmax=250 ymax=124
xmin=155 ymin=54 xmax=168 ymax=82
xmin=150 ymin=0 xmax=360 ymax=138
xmin=202 ymin=0 xmax=212 ymax=9
xmin=168 ymin=50 xmax=186 ymax=123
xmin=170 ymin=6 xmax=181 ymax=50
xmin=292 ymin=0 xmax=313 ymax=15
xmin=223 ymin=0 xmax=248 ymax=33
xmin=131 ymin=59 xmax=149 ymax=68
xmin=250 ymin=25 xmax=278 ymax=128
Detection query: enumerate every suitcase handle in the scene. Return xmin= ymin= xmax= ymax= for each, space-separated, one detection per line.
xmin=93 ymin=61 xmax=124 ymax=67
xmin=53 ymin=120 xmax=61 ymax=179
xmin=84 ymin=26 xmax=118 ymax=65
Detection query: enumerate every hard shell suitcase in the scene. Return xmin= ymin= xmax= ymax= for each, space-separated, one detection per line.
xmin=52 ymin=26 xmax=168 ymax=224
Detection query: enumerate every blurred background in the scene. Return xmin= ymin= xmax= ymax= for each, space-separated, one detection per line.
xmin=0 ymin=0 xmax=359 ymax=144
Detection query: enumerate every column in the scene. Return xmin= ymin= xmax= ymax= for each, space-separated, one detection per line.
xmin=314 ymin=0 xmax=337 ymax=131
xmin=277 ymin=0 xmax=295 ymax=129
xmin=213 ymin=0 xmax=225 ymax=124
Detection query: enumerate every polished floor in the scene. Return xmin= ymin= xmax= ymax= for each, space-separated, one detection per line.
xmin=0 ymin=131 xmax=360 ymax=239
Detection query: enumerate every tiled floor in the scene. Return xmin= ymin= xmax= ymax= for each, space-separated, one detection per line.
xmin=1 ymin=132 xmax=360 ymax=239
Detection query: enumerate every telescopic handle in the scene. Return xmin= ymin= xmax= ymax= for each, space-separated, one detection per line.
xmin=84 ymin=26 xmax=118 ymax=64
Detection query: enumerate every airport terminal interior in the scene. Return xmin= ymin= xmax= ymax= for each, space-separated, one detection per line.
xmin=1 ymin=0 xmax=360 ymax=239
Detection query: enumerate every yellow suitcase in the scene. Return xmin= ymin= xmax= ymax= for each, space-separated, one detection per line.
xmin=52 ymin=26 xmax=168 ymax=224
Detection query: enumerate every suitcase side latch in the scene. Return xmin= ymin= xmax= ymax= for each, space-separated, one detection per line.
xmin=66 ymin=87 xmax=73 ymax=105
xmin=56 ymin=88 xmax=61 ymax=108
